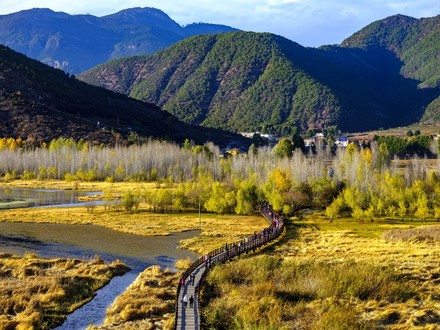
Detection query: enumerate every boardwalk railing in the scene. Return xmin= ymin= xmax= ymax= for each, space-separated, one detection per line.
xmin=174 ymin=204 xmax=284 ymax=329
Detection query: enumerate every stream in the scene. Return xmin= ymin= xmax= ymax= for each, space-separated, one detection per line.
xmin=0 ymin=221 xmax=199 ymax=329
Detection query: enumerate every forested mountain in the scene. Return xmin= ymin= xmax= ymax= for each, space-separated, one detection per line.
xmin=341 ymin=14 xmax=440 ymax=122
xmin=0 ymin=7 xmax=237 ymax=73
xmin=0 ymin=44 xmax=248 ymax=146
xmin=79 ymin=29 xmax=439 ymax=134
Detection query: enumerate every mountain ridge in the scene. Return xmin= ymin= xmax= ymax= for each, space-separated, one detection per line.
xmin=0 ymin=44 xmax=248 ymax=147
xmin=79 ymin=27 xmax=439 ymax=133
xmin=2 ymin=8 xmax=440 ymax=135
xmin=0 ymin=7 xmax=238 ymax=73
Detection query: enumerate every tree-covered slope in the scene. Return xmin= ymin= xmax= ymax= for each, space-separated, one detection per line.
xmin=341 ymin=14 xmax=440 ymax=122
xmin=79 ymin=31 xmax=439 ymax=133
xmin=80 ymin=32 xmax=343 ymax=134
xmin=0 ymin=7 xmax=238 ymax=74
xmin=0 ymin=44 xmax=247 ymax=146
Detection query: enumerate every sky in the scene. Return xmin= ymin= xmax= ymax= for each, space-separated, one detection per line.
xmin=0 ymin=0 xmax=439 ymax=47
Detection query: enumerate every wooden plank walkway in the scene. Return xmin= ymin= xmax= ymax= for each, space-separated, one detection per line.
xmin=175 ymin=262 xmax=204 ymax=329
xmin=174 ymin=205 xmax=283 ymax=329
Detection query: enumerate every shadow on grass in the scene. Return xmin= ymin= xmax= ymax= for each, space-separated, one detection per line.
xmin=275 ymin=290 xmax=315 ymax=303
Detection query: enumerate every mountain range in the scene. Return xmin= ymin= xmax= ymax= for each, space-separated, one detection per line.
xmin=1 ymin=8 xmax=440 ymax=137
xmin=0 ymin=7 xmax=237 ymax=74
xmin=79 ymin=14 xmax=440 ymax=133
xmin=0 ymin=44 xmax=248 ymax=146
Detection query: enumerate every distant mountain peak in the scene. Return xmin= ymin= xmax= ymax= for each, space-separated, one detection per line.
xmin=382 ymin=14 xmax=417 ymax=24
xmin=103 ymin=7 xmax=172 ymax=21
xmin=0 ymin=7 xmax=238 ymax=73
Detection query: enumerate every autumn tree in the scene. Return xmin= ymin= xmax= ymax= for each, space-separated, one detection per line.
xmin=263 ymin=168 xmax=292 ymax=212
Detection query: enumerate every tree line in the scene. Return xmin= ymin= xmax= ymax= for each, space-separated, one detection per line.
xmin=1 ymin=137 xmax=439 ymax=220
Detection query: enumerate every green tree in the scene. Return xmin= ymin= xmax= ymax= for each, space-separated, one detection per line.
xmin=273 ymin=138 xmax=293 ymax=158
xmin=235 ymin=176 xmax=259 ymax=215
xmin=414 ymin=193 xmax=431 ymax=221
xmin=184 ymin=138 xmax=191 ymax=150
xmin=204 ymin=182 xmax=236 ymax=214
xmin=292 ymin=133 xmax=305 ymax=152
xmin=325 ymin=195 xmax=346 ymax=220
xmin=121 ymin=190 xmax=141 ymax=212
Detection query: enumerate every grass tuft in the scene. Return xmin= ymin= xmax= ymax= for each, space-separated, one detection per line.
xmin=0 ymin=254 xmax=129 ymax=329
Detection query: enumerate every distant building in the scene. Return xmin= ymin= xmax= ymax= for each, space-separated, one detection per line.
xmin=260 ymin=133 xmax=275 ymax=141
xmin=335 ymin=136 xmax=350 ymax=147
xmin=304 ymin=138 xmax=315 ymax=148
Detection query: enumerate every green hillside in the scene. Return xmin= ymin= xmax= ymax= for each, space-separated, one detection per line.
xmin=0 ymin=45 xmax=247 ymax=146
xmin=342 ymin=14 xmax=440 ymax=122
xmin=80 ymin=30 xmax=439 ymax=134
xmin=80 ymin=32 xmax=342 ymax=134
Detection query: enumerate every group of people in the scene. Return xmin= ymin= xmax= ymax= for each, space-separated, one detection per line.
xmin=180 ymin=273 xmax=196 ymax=309
xmin=180 ymin=202 xmax=283 ymax=312
xmin=182 ymin=294 xmax=194 ymax=308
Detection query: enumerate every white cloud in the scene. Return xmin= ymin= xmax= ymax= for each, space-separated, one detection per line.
xmin=0 ymin=0 xmax=439 ymax=46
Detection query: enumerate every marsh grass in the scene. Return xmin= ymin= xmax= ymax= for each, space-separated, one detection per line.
xmin=203 ymin=256 xmax=415 ymax=329
xmin=0 ymin=205 xmax=267 ymax=254
xmin=382 ymin=225 xmax=440 ymax=243
xmin=90 ymin=265 xmax=178 ymax=330
xmin=0 ymin=180 xmax=159 ymax=192
xmin=201 ymin=216 xmax=440 ymax=329
xmin=0 ymin=253 xmax=129 ymax=329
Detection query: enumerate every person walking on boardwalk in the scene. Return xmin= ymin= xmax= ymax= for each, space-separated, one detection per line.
xmin=183 ymin=294 xmax=188 ymax=308
xmin=190 ymin=273 xmax=195 ymax=285
xmin=189 ymin=295 xmax=194 ymax=308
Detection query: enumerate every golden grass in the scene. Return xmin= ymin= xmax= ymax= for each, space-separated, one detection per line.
xmin=89 ymin=266 xmax=178 ymax=330
xmin=0 ymin=206 xmax=267 ymax=255
xmin=0 ymin=253 xmax=129 ymax=330
xmin=202 ymin=215 xmax=440 ymax=329
xmin=0 ymin=179 xmax=159 ymax=192
xmin=0 ymin=180 xmax=268 ymax=254
xmin=382 ymin=225 xmax=440 ymax=243
xmin=0 ymin=180 xmax=270 ymax=329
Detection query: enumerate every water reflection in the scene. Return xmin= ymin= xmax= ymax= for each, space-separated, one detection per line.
xmin=0 ymin=188 xmax=96 ymax=209
xmin=0 ymin=222 xmax=199 ymax=329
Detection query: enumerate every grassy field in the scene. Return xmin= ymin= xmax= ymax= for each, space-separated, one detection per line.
xmin=0 ymin=179 xmax=157 ymax=192
xmin=0 ymin=206 xmax=267 ymax=255
xmin=4 ymin=180 xmax=440 ymax=328
xmin=348 ymin=122 xmax=440 ymax=139
xmin=0 ymin=253 xmax=128 ymax=330
xmin=202 ymin=214 xmax=440 ymax=329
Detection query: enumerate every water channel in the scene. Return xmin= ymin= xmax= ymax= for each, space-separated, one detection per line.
xmin=0 ymin=189 xmax=200 ymax=329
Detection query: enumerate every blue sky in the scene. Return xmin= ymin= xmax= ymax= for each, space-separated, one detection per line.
xmin=1 ymin=0 xmax=439 ymax=46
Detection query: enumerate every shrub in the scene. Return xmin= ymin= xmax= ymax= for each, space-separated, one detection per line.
xmin=121 ymin=190 xmax=140 ymax=212
xmin=22 ymin=170 xmax=36 ymax=180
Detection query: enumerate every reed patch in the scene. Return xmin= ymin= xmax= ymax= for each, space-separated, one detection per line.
xmin=89 ymin=265 xmax=178 ymax=330
xmin=201 ymin=217 xmax=440 ymax=329
xmin=0 ymin=253 xmax=129 ymax=329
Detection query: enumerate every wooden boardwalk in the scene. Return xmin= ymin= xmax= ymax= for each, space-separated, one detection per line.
xmin=175 ymin=262 xmax=205 ymax=329
xmin=174 ymin=205 xmax=283 ymax=329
